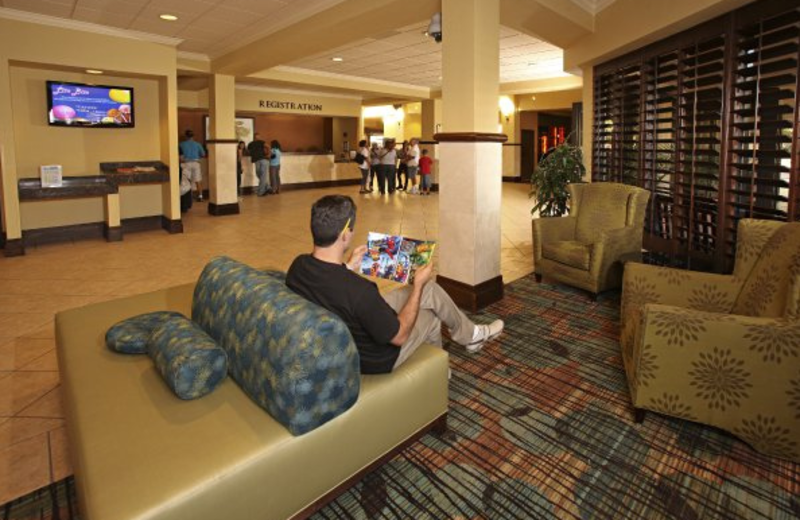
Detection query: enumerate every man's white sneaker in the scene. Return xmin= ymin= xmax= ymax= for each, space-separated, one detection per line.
xmin=466 ymin=319 xmax=504 ymax=353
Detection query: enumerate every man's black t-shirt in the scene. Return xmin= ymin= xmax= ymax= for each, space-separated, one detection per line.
xmin=248 ymin=140 xmax=266 ymax=162
xmin=286 ymin=254 xmax=401 ymax=373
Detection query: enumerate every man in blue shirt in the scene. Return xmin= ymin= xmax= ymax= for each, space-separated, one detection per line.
xmin=179 ymin=130 xmax=206 ymax=201
xmin=269 ymin=140 xmax=282 ymax=194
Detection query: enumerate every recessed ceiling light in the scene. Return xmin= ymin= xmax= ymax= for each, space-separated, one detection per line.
xmin=85 ymin=69 xmax=104 ymax=75
xmin=159 ymin=14 xmax=178 ymax=21
xmin=332 ymin=57 xmax=344 ymax=62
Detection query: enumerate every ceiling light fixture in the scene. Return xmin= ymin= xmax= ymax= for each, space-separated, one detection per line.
xmin=85 ymin=69 xmax=104 ymax=75
xmin=159 ymin=14 xmax=178 ymax=21
xmin=332 ymin=57 xmax=344 ymax=62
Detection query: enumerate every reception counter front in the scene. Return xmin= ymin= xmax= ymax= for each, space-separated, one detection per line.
xmin=240 ymin=152 xmax=360 ymax=190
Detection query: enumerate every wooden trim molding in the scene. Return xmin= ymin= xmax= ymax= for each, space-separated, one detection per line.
xmin=205 ymin=139 xmax=240 ymax=144
xmin=104 ymin=225 xmax=123 ymax=242
xmin=208 ymin=202 xmax=241 ymax=216
xmin=289 ymin=413 xmax=448 ymax=520
xmin=280 ymin=179 xmax=361 ymax=192
xmin=436 ymin=275 xmax=504 ymax=312
xmin=161 ymin=217 xmax=184 ymax=234
xmin=3 ymin=238 xmax=25 ymax=257
xmin=122 ymin=216 xmax=163 ymax=234
xmin=434 ymin=132 xmax=508 ymax=143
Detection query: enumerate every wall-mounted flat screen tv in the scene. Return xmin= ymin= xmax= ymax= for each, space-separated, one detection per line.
xmin=47 ymin=81 xmax=135 ymax=128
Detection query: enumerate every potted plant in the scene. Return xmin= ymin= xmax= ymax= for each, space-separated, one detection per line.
xmin=529 ymin=142 xmax=586 ymax=217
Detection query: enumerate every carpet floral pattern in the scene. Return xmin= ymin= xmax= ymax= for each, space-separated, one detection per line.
xmin=3 ymin=276 xmax=799 ymax=519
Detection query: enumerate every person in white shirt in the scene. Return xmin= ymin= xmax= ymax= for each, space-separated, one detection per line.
xmin=406 ymin=138 xmax=421 ymax=194
xmin=357 ymin=140 xmax=371 ymax=194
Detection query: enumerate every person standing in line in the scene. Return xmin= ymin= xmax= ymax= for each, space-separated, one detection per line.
xmin=406 ymin=138 xmax=421 ymax=194
xmin=248 ymin=133 xmax=271 ymax=196
xmin=357 ymin=139 xmax=371 ymax=194
xmin=236 ymin=141 xmax=246 ymax=198
xmin=269 ymin=140 xmax=282 ymax=194
xmin=178 ymin=129 xmax=206 ymax=201
xmin=378 ymin=138 xmax=397 ymax=195
xmin=369 ymin=142 xmax=380 ymax=192
xmin=396 ymin=140 xmax=408 ymax=191
xmin=418 ymin=148 xmax=433 ymax=195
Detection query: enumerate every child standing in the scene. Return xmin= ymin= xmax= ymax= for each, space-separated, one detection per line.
xmin=419 ymin=149 xmax=433 ymax=195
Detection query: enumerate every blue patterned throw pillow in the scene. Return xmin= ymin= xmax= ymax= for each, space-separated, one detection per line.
xmin=106 ymin=311 xmax=185 ymax=354
xmin=147 ymin=315 xmax=228 ymax=400
xmin=192 ymin=257 xmax=360 ymax=435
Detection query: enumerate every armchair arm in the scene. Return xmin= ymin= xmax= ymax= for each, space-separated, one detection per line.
xmin=622 ymin=262 xmax=742 ymax=313
xmin=532 ymin=216 xmax=576 ymax=263
xmin=632 ymin=303 xmax=800 ymax=461
xmin=590 ymin=226 xmax=641 ymax=277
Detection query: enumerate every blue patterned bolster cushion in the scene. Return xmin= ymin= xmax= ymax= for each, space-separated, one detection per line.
xmin=192 ymin=256 xmax=360 ymax=436
xmin=147 ymin=315 xmax=228 ymax=400
xmin=106 ymin=311 xmax=185 ymax=354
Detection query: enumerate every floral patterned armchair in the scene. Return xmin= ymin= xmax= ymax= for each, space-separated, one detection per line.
xmin=621 ymin=219 xmax=800 ymax=462
xmin=533 ymin=182 xmax=650 ymax=296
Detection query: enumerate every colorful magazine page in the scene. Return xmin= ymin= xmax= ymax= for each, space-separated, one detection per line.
xmin=359 ymin=232 xmax=436 ymax=284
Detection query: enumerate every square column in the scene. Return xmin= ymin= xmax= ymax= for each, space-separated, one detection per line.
xmin=435 ymin=0 xmax=505 ymax=311
xmin=206 ymin=74 xmax=239 ymax=216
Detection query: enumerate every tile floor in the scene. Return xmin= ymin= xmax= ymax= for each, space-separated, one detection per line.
xmin=0 ymin=183 xmax=535 ymax=505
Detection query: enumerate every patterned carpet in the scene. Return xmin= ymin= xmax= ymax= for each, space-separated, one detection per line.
xmin=4 ymin=276 xmax=799 ymax=519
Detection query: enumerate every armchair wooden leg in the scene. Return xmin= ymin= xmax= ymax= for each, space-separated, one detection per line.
xmin=633 ymin=408 xmax=646 ymax=424
xmin=534 ymin=273 xmax=542 ymax=283
xmin=431 ymin=414 xmax=448 ymax=436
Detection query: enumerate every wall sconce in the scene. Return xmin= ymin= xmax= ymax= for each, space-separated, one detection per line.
xmin=499 ymin=96 xmax=515 ymax=121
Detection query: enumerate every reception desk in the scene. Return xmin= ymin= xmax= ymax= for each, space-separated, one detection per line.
xmin=240 ymin=152 xmax=360 ymax=190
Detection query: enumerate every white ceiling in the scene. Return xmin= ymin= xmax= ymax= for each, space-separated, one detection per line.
xmin=0 ymin=0 xmax=610 ymax=90
xmin=287 ymin=22 xmax=568 ymax=88
xmin=0 ymin=0 xmax=351 ymax=57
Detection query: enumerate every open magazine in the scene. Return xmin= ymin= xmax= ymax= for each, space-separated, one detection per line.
xmin=359 ymin=232 xmax=436 ymax=284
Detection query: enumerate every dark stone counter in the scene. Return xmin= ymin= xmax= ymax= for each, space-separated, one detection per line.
xmin=19 ymin=161 xmax=170 ymax=201
xmin=18 ymin=176 xmax=116 ymax=201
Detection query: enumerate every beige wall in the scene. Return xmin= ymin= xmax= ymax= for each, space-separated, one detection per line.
xmin=11 ymin=67 xmax=165 ymax=230
xmin=516 ymin=89 xmax=582 ymax=112
xmin=234 ymin=87 xmax=361 ymax=117
xmin=0 ymin=17 xmax=179 ymax=238
xmin=11 ymin=68 xmax=162 ymax=178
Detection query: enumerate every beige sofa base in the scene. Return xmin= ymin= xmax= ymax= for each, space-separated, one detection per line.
xmin=56 ymin=282 xmax=450 ymax=520
xmin=292 ymin=413 xmax=447 ymax=520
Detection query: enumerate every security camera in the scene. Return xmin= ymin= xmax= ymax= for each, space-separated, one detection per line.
xmin=427 ymin=12 xmax=442 ymax=43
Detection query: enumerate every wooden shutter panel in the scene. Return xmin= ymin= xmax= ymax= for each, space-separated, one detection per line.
xmin=592 ymin=0 xmax=799 ymax=273
xmin=726 ymin=7 xmax=800 ymax=262
xmin=675 ymin=35 xmax=725 ymax=269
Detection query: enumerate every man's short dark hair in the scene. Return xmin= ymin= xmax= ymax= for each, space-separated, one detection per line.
xmin=311 ymin=195 xmax=356 ymax=247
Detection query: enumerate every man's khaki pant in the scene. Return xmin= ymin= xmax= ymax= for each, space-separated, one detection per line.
xmin=382 ymin=281 xmax=476 ymax=369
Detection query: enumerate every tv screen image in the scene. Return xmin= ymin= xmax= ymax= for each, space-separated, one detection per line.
xmin=47 ymin=81 xmax=134 ymax=128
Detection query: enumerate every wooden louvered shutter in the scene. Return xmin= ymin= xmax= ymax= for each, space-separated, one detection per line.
xmin=642 ymin=52 xmax=679 ymax=247
xmin=592 ymin=65 xmax=642 ymax=183
xmin=726 ymin=6 xmax=800 ymax=263
xmin=592 ymin=0 xmax=799 ymax=273
xmin=592 ymin=72 xmax=615 ymax=182
xmin=675 ymin=35 xmax=725 ymax=269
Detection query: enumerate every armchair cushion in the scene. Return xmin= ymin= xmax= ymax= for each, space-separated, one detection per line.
xmin=574 ymin=184 xmax=632 ymax=243
xmin=732 ymin=222 xmax=800 ymax=318
xmin=542 ymin=240 xmax=591 ymax=271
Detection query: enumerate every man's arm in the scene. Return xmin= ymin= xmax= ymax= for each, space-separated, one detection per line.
xmin=389 ymin=261 xmax=433 ymax=346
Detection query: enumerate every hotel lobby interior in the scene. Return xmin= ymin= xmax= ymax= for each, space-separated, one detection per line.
xmin=0 ymin=0 xmax=798 ymax=518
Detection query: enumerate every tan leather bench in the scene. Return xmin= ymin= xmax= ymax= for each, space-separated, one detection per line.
xmin=56 ymin=281 xmax=448 ymax=520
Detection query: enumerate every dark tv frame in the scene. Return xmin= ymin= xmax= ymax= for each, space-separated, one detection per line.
xmin=46 ymin=80 xmax=136 ymax=129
